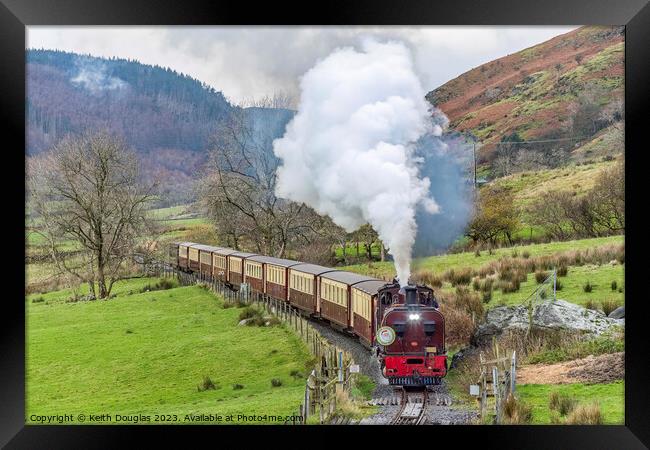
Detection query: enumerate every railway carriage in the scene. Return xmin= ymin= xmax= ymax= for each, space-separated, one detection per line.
xmin=350 ymin=280 xmax=389 ymax=347
xmin=193 ymin=244 xmax=221 ymax=277
xmin=169 ymin=242 xmax=180 ymax=267
xmin=176 ymin=242 xmax=197 ymax=271
xmin=244 ymin=258 xmax=265 ymax=293
xmin=247 ymin=256 xmax=300 ymax=300
xmin=212 ymin=248 xmax=237 ymax=282
xmin=319 ymin=272 xmax=376 ymax=329
xmin=167 ymin=239 xmax=448 ymax=388
xmin=187 ymin=244 xmax=202 ymax=272
xmin=228 ymin=252 xmax=257 ymax=289
xmin=287 ymin=264 xmax=337 ymax=314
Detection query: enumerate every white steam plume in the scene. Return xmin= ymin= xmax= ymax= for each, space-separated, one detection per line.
xmin=273 ymin=40 xmax=439 ymax=285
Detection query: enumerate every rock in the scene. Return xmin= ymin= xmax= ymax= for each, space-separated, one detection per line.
xmin=238 ymin=319 xmax=252 ymax=326
xmin=608 ymin=305 xmax=625 ymax=319
xmin=473 ymin=299 xmax=623 ymax=346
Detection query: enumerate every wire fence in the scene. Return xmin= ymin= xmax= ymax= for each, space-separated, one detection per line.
xmin=143 ymin=258 xmax=357 ymax=424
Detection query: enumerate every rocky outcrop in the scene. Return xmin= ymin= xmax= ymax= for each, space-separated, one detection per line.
xmin=473 ymin=299 xmax=624 ymax=346
xmin=608 ymin=305 xmax=625 ymax=319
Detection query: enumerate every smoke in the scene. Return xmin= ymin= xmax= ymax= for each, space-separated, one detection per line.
xmin=71 ymin=56 xmax=127 ymax=94
xmin=412 ymin=123 xmax=474 ymax=258
xmin=273 ymin=39 xmax=444 ymax=285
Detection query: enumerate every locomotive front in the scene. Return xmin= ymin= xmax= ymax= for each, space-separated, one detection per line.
xmin=376 ymin=283 xmax=447 ymax=386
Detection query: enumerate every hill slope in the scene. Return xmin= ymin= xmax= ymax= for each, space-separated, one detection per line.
xmin=426 ymin=26 xmax=624 ymax=174
xmin=26 ymin=49 xmax=295 ymax=205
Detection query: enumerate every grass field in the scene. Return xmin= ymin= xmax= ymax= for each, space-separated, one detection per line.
xmin=343 ymin=235 xmax=623 ymax=280
xmin=27 ymin=279 xmax=312 ymax=424
xmin=464 ymin=262 xmax=624 ymax=308
xmin=517 ymin=381 xmax=624 ymax=424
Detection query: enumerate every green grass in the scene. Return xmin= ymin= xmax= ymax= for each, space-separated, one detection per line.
xmin=149 ymin=205 xmax=191 ymax=219
xmin=485 ymin=263 xmax=624 ymax=308
xmin=517 ymin=381 xmax=624 ymax=424
xmin=492 ymin=160 xmax=617 ymax=208
xmin=27 ymin=281 xmax=311 ymax=424
xmin=334 ymin=242 xmax=383 ymax=259
xmin=351 ymin=374 xmax=375 ymax=401
xmin=342 ymin=235 xmax=623 ymax=281
xmin=26 ymin=276 xmax=169 ymax=303
xmin=162 ymin=217 xmax=208 ymax=228
xmin=526 ymin=333 xmax=624 ymax=365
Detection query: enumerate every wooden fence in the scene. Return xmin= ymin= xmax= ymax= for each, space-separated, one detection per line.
xmin=473 ymin=338 xmax=517 ymax=423
xmin=144 ymin=259 xmax=357 ymax=424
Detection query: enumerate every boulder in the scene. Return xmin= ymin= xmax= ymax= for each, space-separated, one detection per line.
xmin=473 ymin=299 xmax=623 ymax=346
xmin=238 ymin=318 xmax=252 ymax=326
xmin=608 ymin=305 xmax=625 ymax=319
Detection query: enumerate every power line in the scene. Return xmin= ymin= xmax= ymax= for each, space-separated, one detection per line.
xmin=490 ymin=135 xmax=592 ymax=146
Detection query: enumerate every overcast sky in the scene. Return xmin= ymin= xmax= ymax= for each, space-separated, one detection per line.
xmin=27 ymin=26 xmax=577 ymax=105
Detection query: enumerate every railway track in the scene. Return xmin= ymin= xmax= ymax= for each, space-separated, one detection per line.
xmin=390 ymin=388 xmax=429 ymax=425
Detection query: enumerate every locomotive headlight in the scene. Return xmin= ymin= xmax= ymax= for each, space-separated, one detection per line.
xmin=408 ymin=313 xmax=420 ymax=321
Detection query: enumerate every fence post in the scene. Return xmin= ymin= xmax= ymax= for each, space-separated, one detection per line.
xmin=493 ymin=366 xmax=500 ymax=423
xmin=510 ymin=351 xmax=517 ymax=396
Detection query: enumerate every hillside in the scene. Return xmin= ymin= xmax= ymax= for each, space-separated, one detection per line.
xmin=26 ymin=49 xmax=294 ymax=205
xmin=426 ymin=26 xmax=624 ymax=176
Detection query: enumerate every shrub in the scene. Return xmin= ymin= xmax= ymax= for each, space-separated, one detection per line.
xmin=522 ymin=250 xmax=531 ymax=259
xmin=125 ymin=329 xmax=134 ymax=334
xmin=32 ymin=296 xmax=45 ymax=303
xmin=555 ymin=280 xmax=563 ymax=291
xmin=454 ymin=287 xmax=484 ymax=319
xmin=475 ymin=248 xmax=481 ymax=257
xmin=439 ymin=303 xmax=475 ymax=347
xmin=138 ymin=279 xmax=178 ymax=294
xmin=610 ymin=280 xmax=617 ymax=291
xmin=535 ymin=270 xmax=547 ymax=284
xmin=480 ymin=278 xmax=494 ymax=293
xmin=472 ymin=278 xmax=481 ymax=291
xmin=601 ymin=300 xmax=619 ymax=316
xmin=290 ymin=370 xmax=304 ymax=380
xmin=557 ymin=265 xmax=568 ymax=277
xmin=448 ymin=268 xmax=472 ymax=286
xmin=549 ymin=392 xmax=578 ymax=416
xmin=239 ymin=307 xmax=261 ymax=321
xmin=502 ymin=394 xmax=533 ymax=424
xmin=271 ymin=378 xmax=283 ymax=387
xmin=565 ymin=403 xmax=603 ymax=425
xmin=232 ymin=383 xmax=244 ymax=390
xmin=482 ymin=290 xmax=492 ymax=304
xmin=500 ymin=279 xmax=521 ymax=293
xmin=197 ymin=376 xmax=217 ymax=392
xmin=412 ymin=269 xmax=443 ymax=288
xmin=583 ymin=281 xmax=593 ymax=293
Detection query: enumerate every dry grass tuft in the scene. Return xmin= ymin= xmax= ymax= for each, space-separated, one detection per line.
xmin=502 ymin=394 xmax=533 ymax=424
xmin=565 ymin=402 xmax=603 ymax=425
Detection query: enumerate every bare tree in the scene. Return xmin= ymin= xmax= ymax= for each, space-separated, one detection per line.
xmin=199 ymin=95 xmax=325 ymax=258
xmin=493 ymin=132 xmax=524 ymax=177
xmin=29 ymin=131 xmax=157 ymax=299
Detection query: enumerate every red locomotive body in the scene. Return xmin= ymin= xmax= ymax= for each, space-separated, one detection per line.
xmin=377 ymin=283 xmax=447 ymax=386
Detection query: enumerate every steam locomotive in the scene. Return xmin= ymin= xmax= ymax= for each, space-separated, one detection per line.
xmin=170 ymin=242 xmax=447 ymax=386
xmin=376 ymin=282 xmax=447 ymax=386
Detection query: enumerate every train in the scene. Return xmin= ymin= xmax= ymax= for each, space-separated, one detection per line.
xmin=169 ymin=241 xmax=448 ymax=386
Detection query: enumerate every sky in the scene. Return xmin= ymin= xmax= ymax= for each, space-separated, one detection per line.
xmin=27 ymin=26 xmax=577 ymax=105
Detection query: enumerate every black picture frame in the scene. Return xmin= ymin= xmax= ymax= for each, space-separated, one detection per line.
xmin=3 ymin=0 xmax=649 ymax=447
